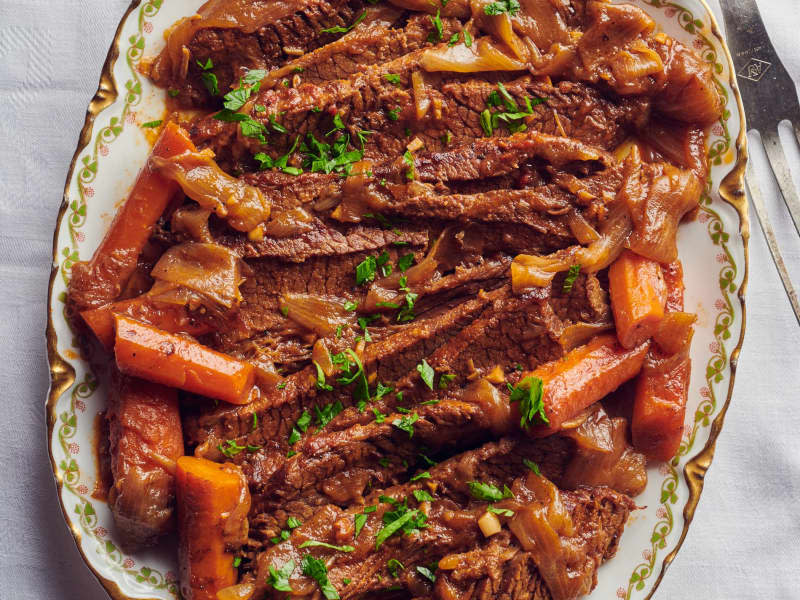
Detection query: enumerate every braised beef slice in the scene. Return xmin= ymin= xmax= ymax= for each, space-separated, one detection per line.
xmin=245 ymin=437 xmax=634 ymax=600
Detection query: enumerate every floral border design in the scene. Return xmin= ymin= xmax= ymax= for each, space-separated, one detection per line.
xmin=622 ymin=2 xmax=738 ymax=598
xmin=47 ymin=1 xmax=745 ymax=599
xmin=53 ymin=0 xmax=180 ymax=595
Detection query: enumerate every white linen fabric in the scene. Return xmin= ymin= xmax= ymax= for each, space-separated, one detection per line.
xmin=0 ymin=0 xmax=797 ymax=598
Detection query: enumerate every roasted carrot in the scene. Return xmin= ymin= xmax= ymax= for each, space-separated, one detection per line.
xmin=632 ymin=353 xmax=691 ymax=461
xmin=82 ymin=296 xmax=213 ymax=349
xmin=176 ymin=457 xmax=251 ymax=600
xmin=114 ymin=315 xmax=255 ymax=404
xmin=68 ymin=122 xmax=197 ymax=312
xmin=632 ymin=259 xmax=695 ymax=461
xmin=608 ymin=249 xmax=667 ymax=349
xmin=107 ymin=372 xmax=183 ymax=551
xmin=518 ymin=334 xmax=650 ymax=436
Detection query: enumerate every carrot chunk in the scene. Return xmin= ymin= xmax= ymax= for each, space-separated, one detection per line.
xmin=68 ymin=122 xmax=197 ymax=311
xmin=608 ymin=249 xmax=667 ymax=349
xmin=632 ymin=353 xmax=691 ymax=461
xmin=114 ymin=315 xmax=254 ymax=404
xmin=82 ymin=296 xmax=213 ymax=349
xmin=107 ymin=372 xmax=183 ymax=551
xmin=631 ymin=259 xmax=695 ymax=461
xmin=519 ymin=334 xmax=650 ymax=436
xmin=176 ymin=457 xmax=250 ymax=600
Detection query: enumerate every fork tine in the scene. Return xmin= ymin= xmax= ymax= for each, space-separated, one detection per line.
xmin=761 ymin=128 xmax=800 ymax=237
xmin=745 ymin=163 xmax=800 ymax=325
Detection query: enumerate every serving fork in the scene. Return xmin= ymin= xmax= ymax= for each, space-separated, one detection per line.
xmin=719 ymin=0 xmax=800 ymax=324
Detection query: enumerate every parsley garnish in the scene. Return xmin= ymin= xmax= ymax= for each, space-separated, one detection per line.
xmin=411 ymin=470 xmax=431 ymax=481
xmin=413 ymin=489 xmax=434 ymax=502
xmin=271 ymin=529 xmax=290 ymax=544
xmin=141 ymin=120 xmax=162 ymax=128
xmin=267 ymin=559 xmax=296 ymax=592
xmin=376 ymin=502 xmax=427 ymax=548
xmin=287 ymin=517 xmax=303 ymax=529
xmin=233 ymin=556 xmax=242 ymax=568
xmin=354 ymin=512 xmax=369 ymax=538
xmin=313 ymin=361 xmax=333 ymax=391
xmin=315 ymin=401 xmax=344 ymax=429
xmin=484 ymin=0 xmax=520 ymax=16
xmin=562 ymin=265 xmax=581 ymax=293
xmin=299 ymin=540 xmax=355 ymax=552
xmin=416 ymin=565 xmax=436 ymax=582
xmin=254 ymin=135 xmax=303 ymax=175
xmin=387 ymin=107 xmax=401 ymax=121
xmin=416 ymin=359 xmax=435 ymax=390
xmin=300 ymin=131 xmax=364 ymax=175
xmin=468 ymin=481 xmax=514 ymax=502
xmin=448 ymin=32 xmax=460 ymax=47
xmin=438 ymin=373 xmax=456 ymax=389
xmin=387 ymin=558 xmax=405 ymax=578
xmin=372 ymin=407 xmax=387 ymax=423
xmin=196 ymin=58 xmax=219 ymax=95
xmin=403 ymin=149 xmax=416 ymax=180
xmin=481 ymin=83 xmax=546 ymax=136
xmin=384 ymin=73 xmax=402 ymax=86
xmin=397 ymin=291 xmax=418 ymax=322
xmin=392 ymin=412 xmax=419 ymax=437
xmin=278 ymin=381 xmax=288 ymax=389
xmin=332 ymin=349 xmax=370 ymax=403
xmin=356 ymin=255 xmax=377 ymax=285
xmin=344 ymin=300 xmax=358 ymax=311
xmin=302 ymin=554 xmax=339 ymax=599
xmin=487 ymin=505 xmax=515 ymax=516
xmin=523 ymin=458 xmax=542 ymax=476
xmin=397 ymin=253 xmax=415 ymax=272
xmin=464 ymin=29 xmax=473 ymax=47
xmin=375 ymin=382 xmax=394 ymax=400
xmin=218 ymin=439 xmax=246 ymax=458
xmin=289 ymin=410 xmax=312 ymax=444
xmin=321 ymin=10 xmax=367 ymax=34
xmin=480 ymin=109 xmax=494 ymax=136
xmin=167 ymin=89 xmax=180 ymax=97
xmin=428 ymin=9 xmax=443 ymax=42
xmin=508 ymin=376 xmax=548 ymax=428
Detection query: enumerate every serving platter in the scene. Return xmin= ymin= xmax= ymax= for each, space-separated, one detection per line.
xmin=46 ymin=1 xmax=749 ymax=598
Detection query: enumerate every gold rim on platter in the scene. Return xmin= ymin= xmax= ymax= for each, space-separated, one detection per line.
xmin=45 ymin=1 xmax=749 ymax=598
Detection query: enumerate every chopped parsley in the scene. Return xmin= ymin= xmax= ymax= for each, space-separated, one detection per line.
xmin=299 ymin=540 xmax=355 ymax=552
xmin=392 ymin=412 xmax=419 ymax=438
xmin=523 ymin=458 xmax=542 ymax=476
xmin=332 ymin=348 xmax=370 ymax=403
xmin=416 ymin=359 xmax=435 ymax=390
xmin=438 ymin=373 xmax=456 ymax=389
xmin=301 ymin=131 xmax=364 ymax=176
xmin=448 ymin=32 xmax=460 ymax=47
xmin=302 ymin=554 xmax=340 ymax=599
xmin=562 ymin=265 xmax=581 ymax=293
xmin=313 ymin=361 xmax=333 ymax=391
xmin=372 ymin=407 xmax=387 ymax=423
xmin=197 ymin=58 xmax=219 ymax=96
xmin=481 ymin=83 xmax=546 ymax=136
xmin=287 ymin=517 xmax=303 ymax=529
xmin=413 ymin=489 xmax=434 ymax=502
xmin=222 ymin=69 xmax=266 ymax=111
xmin=374 ymin=382 xmax=394 ymax=400
xmin=271 ymin=529 xmax=290 ymax=544
xmin=218 ymin=439 xmax=246 ymax=458
xmin=480 ymin=109 xmax=494 ymax=136
xmin=141 ymin=120 xmax=162 ymax=128
xmin=403 ymin=149 xmax=416 ymax=180
xmin=289 ymin=410 xmax=312 ymax=444
xmin=233 ymin=556 xmax=242 ymax=568
xmin=508 ymin=376 xmax=548 ymax=428
xmin=315 ymin=401 xmax=344 ymax=429
xmin=416 ymin=565 xmax=437 ymax=582
xmin=278 ymin=381 xmax=288 ymax=390
xmin=484 ymin=0 xmax=520 ymax=16
xmin=384 ymin=73 xmax=402 ymax=86
xmin=387 ymin=558 xmax=405 ymax=578
xmin=397 ymin=253 xmax=415 ymax=272
xmin=411 ymin=470 xmax=431 ymax=481
xmin=487 ymin=505 xmax=515 ymax=516
xmin=468 ymin=481 xmax=514 ymax=502
xmin=167 ymin=89 xmax=180 ymax=97
xmin=428 ymin=9 xmax=443 ymax=42
xmin=267 ymin=559 xmax=295 ymax=592
xmin=387 ymin=107 xmax=401 ymax=121
xmin=356 ymin=255 xmax=377 ymax=285
xmin=344 ymin=300 xmax=358 ymax=311
xmin=376 ymin=501 xmax=427 ymax=549
xmin=252 ymin=412 xmax=258 ymax=432
xmin=254 ymin=135 xmax=303 ymax=175
xmin=464 ymin=29 xmax=473 ymax=47
xmin=321 ymin=10 xmax=367 ymax=34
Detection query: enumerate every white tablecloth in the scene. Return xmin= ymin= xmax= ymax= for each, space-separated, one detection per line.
xmin=0 ymin=0 xmax=798 ymax=598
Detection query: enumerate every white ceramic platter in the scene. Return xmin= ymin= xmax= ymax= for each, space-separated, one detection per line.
xmin=46 ymin=1 xmax=748 ymax=598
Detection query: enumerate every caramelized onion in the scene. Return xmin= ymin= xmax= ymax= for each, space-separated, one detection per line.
xmin=217 ymin=583 xmax=256 ymax=600
xmin=152 ymin=149 xmax=270 ymax=235
xmin=411 ymin=71 xmax=431 ymax=120
xmin=421 ymin=37 xmax=526 ymax=73
xmin=263 ymin=207 xmax=314 ymax=238
xmin=463 ymin=378 xmax=514 ymax=435
xmin=170 ymin=206 xmax=212 ymax=242
xmin=151 ymin=242 xmax=244 ymax=309
xmin=565 ymin=208 xmax=600 ymax=244
xmin=558 ymin=321 xmax=614 ymax=352
xmin=560 ymin=407 xmax=648 ymax=497
xmin=331 ymin=161 xmax=376 ymax=223
xmin=281 ymin=293 xmax=354 ymax=337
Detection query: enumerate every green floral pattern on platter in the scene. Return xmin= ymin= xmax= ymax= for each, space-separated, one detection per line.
xmin=48 ymin=1 xmax=745 ymax=599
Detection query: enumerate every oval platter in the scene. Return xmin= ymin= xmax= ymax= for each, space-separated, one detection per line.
xmin=46 ymin=1 xmax=749 ymax=598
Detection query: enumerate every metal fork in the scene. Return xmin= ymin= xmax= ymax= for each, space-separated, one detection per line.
xmin=720 ymin=0 xmax=800 ymax=324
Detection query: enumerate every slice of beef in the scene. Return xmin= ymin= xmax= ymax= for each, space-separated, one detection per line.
xmin=152 ymin=0 xmax=371 ymax=107
xmin=261 ymin=10 xmax=464 ymax=89
xmin=246 ymin=437 xmax=635 ymax=600
xmin=189 ymin=68 xmax=649 ymax=173
xmin=182 ymin=287 xmax=504 ymax=453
